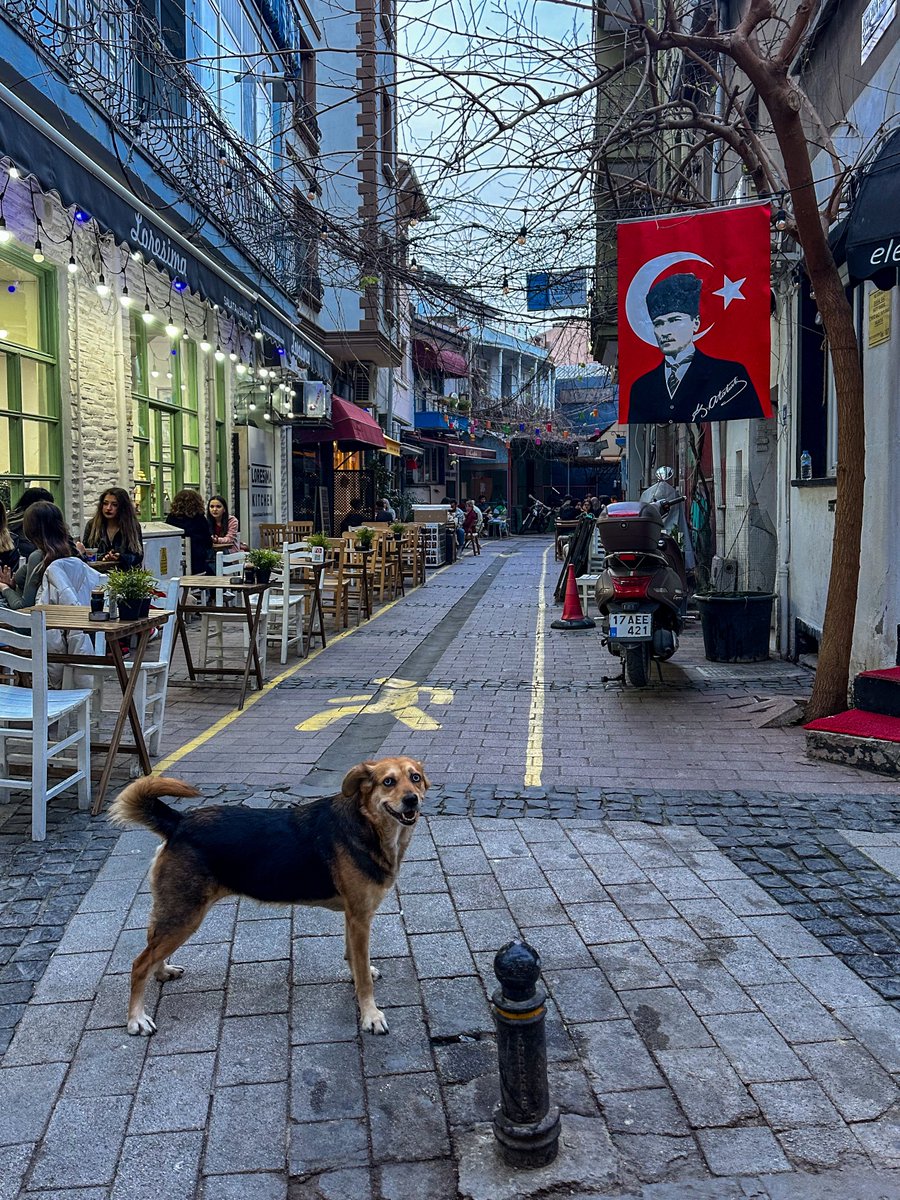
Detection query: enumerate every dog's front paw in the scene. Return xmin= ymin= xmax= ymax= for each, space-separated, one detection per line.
xmin=127 ymin=1011 xmax=157 ymax=1036
xmin=370 ymin=963 xmax=382 ymax=982
xmin=361 ymin=1007 xmax=389 ymax=1035
xmin=154 ymin=961 xmax=185 ymax=982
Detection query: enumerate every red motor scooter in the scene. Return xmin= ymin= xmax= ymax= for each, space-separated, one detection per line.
xmin=594 ymin=497 xmax=689 ymax=686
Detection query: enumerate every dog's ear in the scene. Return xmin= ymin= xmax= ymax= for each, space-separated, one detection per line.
xmin=414 ymin=761 xmax=431 ymax=790
xmin=341 ymin=761 xmax=376 ymax=797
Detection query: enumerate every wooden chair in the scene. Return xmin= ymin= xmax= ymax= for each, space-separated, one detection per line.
xmin=259 ymin=521 xmax=313 ymax=549
xmin=555 ymin=520 xmax=580 ymax=562
xmin=341 ymin=543 xmax=373 ymax=624
xmin=371 ymin=532 xmax=401 ymax=604
xmin=0 ymin=609 xmax=92 ymax=841
xmin=400 ymin=529 xmax=424 ymax=590
xmin=320 ymin=545 xmax=349 ymax=630
xmin=200 ymin=551 xmax=270 ymax=675
xmin=266 ymin=541 xmax=312 ymax=663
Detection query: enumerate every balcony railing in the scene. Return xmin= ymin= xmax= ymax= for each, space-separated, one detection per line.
xmin=1 ymin=0 xmax=315 ymax=300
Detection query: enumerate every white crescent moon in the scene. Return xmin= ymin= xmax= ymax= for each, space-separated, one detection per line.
xmin=625 ymin=251 xmax=713 ymax=347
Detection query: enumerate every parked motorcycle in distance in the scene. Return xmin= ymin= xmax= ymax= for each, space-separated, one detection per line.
xmin=594 ymin=496 xmax=689 ymax=686
xmin=521 ymin=495 xmax=554 ymax=534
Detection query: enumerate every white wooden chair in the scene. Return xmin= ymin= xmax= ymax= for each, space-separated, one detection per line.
xmin=266 ymin=541 xmax=312 ymax=663
xmin=0 ymin=609 xmax=92 ymax=841
xmin=199 ymin=551 xmax=269 ymax=675
xmin=62 ymin=578 xmax=180 ymax=757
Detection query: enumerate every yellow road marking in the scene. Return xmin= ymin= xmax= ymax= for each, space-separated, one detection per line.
xmin=152 ymin=593 xmax=406 ymax=775
xmin=296 ymin=677 xmax=454 ymax=733
xmin=525 ymin=545 xmax=552 ymax=788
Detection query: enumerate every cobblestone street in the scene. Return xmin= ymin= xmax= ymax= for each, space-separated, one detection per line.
xmin=2 ymin=536 xmax=900 ymax=1198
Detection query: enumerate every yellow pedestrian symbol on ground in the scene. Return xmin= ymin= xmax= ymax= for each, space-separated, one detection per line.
xmin=296 ymin=677 xmax=454 ymax=732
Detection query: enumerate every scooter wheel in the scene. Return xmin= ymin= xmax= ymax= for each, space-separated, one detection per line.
xmin=625 ymin=643 xmax=651 ymax=687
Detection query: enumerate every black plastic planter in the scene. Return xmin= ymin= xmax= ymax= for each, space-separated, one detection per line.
xmin=695 ymin=592 xmax=775 ymax=663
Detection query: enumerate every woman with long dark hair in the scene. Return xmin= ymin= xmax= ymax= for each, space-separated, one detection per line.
xmin=7 ymin=486 xmax=53 ymax=559
xmin=166 ymin=489 xmax=213 ymax=575
xmin=207 ymin=494 xmax=240 ymax=555
xmin=0 ymin=500 xmax=19 ymax=575
xmin=0 ymin=501 xmax=89 ymax=610
xmin=80 ymin=487 xmax=144 ymax=567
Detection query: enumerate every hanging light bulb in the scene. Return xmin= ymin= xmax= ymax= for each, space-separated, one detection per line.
xmin=517 ymin=209 xmax=528 ymax=246
xmin=95 ymin=275 xmax=110 ymax=297
xmin=165 ymin=319 xmax=179 ymax=338
xmin=410 ymin=257 xmax=418 ymax=272
xmin=141 ymin=304 xmax=153 ymax=324
xmin=409 ymin=214 xmax=419 ymax=228
xmin=131 ymin=250 xmax=143 ymax=263
xmin=229 ymin=351 xmax=238 ymax=362
xmin=67 ymin=255 xmax=78 ymax=274
xmin=502 ymin=273 xmax=509 ymax=295
xmin=182 ymin=331 xmax=189 ymax=341
xmin=214 ymin=345 xmax=225 ymax=362
xmin=249 ymin=399 xmax=257 ymax=411
xmin=199 ymin=338 xmax=211 ymax=353
xmin=0 ymin=217 xmax=10 ymax=244
xmin=7 ymin=166 xmax=19 ymax=179
xmin=775 ymin=208 xmax=788 ymax=231
xmin=0 ymin=328 xmax=7 ymax=340
xmin=32 ymin=239 xmax=44 ymax=263
xmin=119 ymin=286 xmax=132 ymax=308
xmin=264 ymin=410 xmax=272 ymax=421
xmin=254 ymin=329 xmax=264 ymax=341
xmin=236 ymin=362 xmax=247 ymax=375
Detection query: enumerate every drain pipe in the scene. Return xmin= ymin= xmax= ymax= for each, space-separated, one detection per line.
xmin=710 ymin=56 xmax=727 ymax=560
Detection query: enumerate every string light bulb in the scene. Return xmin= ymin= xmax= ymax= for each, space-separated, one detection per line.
xmin=517 ymin=209 xmax=528 ymax=246
xmin=141 ymin=304 xmax=153 ymax=324
xmin=119 ymin=286 xmax=132 ymax=307
xmin=775 ymin=207 xmax=788 ymax=231
xmin=253 ymin=330 xmax=263 ymax=341
xmin=67 ymin=255 xmax=78 ymax=274
xmin=229 ymin=351 xmax=238 ymax=362
xmin=96 ymin=274 xmax=111 ymax=297
xmin=199 ymin=339 xmax=211 ymax=353
xmin=410 ymin=257 xmax=418 ymax=272
xmin=7 ymin=166 xmax=19 ymax=179
xmin=502 ymin=273 xmax=509 ymax=295
xmin=0 ymin=217 xmax=10 ymax=244
xmin=214 ymin=345 xmax=225 ymax=362
xmin=32 ymin=239 xmax=44 ymax=263
xmin=165 ymin=319 xmax=179 ymax=338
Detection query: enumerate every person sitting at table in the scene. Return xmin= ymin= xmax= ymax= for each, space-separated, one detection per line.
xmin=7 ymin=486 xmax=54 ymax=560
xmin=558 ymin=495 xmax=580 ymax=522
xmin=372 ymin=499 xmax=393 ymax=524
xmin=207 ymin=494 xmax=240 ymax=557
xmin=165 ymin=489 xmax=213 ymax=575
xmin=0 ymin=500 xmax=20 ymax=576
xmin=339 ymin=497 xmax=367 ymax=534
xmin=78 ymin=487 xmax=144 ymax=567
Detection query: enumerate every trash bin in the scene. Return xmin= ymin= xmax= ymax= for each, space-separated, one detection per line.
xmin=695 ymin=592 xmax=775 ymax=663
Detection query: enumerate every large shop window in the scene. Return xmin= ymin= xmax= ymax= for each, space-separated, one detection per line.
xmin=131 ymin=316 xmax=202 ymax=518
xmin=0 ymin=252 xmax=61 ymax=509
xmin=214 ymin=360 xmax=229 ymax=501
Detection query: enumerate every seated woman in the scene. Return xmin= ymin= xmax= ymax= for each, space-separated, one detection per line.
xmin=207 ymin=494 xmax=240 ymax=559
xmin=7 ymin=487 xmax=54 ymax=560
xmin=0 ymin=500 xmax=20 ymax=576
xmin=166 ymin=489 xmax=213 ymax=575
xmin=79 ymin=487 xmax=144 ymax=568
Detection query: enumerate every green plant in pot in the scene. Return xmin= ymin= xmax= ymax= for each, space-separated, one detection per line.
xmin=390 ymin=522 xmax=406 ymax=541
xmin=247 ymin=548 xmax=280 ymax=584
xmin=106 ymin=568 xmax=157 ymax=620
xmin=354 ymin=526 xmax=376 ymax=551
xmin=306 ymin=531 xmax=330 ymax=564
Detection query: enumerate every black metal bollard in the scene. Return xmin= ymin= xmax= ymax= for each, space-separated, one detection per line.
xmin=491 ymin=939 xmax=561 ymax=1168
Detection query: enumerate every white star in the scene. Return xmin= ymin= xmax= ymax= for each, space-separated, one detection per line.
xmin=713 ymin=275 xmax=746 ymax=309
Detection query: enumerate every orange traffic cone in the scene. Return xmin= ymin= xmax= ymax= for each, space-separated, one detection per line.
xmin=551 ymin=564 xmax=596 ymax=630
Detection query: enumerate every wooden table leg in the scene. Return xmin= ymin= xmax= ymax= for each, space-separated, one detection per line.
xmin=91 ymin=631 xmax=153 ymax=815
xmin=175 ymin=591 xmax=197 ymax=681
xmin=238 ymin=591 xmax=266 ymax=710
xmin=302 ymin=570 xmax=327 ymax=658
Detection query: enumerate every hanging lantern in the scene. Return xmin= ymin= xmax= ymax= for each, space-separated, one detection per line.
xmin=405 ymin=457 xmax=418 ymax=470
xmin=518 ymin=423 xmax=524 ymax=432
xmin=535 ymin=436 xmax=542 ymax=446
xmin=563 ymin=430 xmax=570 ymax=438
xmin=486 ymin=420 xmax=492 ymax=429
xmin=534 ymin=427 xmax=540 ymax=436
xmin=591 ymin=408 xmax=598 ymax=418
xmin=546 ymin=422 xmax=552 ymax=432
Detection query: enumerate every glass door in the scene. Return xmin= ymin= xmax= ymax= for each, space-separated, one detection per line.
xmin=149 ymin=406 xmax=177 ymax=518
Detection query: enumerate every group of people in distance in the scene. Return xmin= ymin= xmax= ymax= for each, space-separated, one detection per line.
xmin=0 ymin=485 xmax=243 ymax=615
xmin=558 ymin=494 xmax=612 ymax=522
xmin=337 ymin=496 xmax=398 ymax=534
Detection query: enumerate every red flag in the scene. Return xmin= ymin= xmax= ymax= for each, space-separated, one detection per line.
xmin=617 ymin=205 xmax=772 ymax=424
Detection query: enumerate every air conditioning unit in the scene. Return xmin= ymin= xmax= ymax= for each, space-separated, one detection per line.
xmin=303 ymin=381 xmax=330 ymax=419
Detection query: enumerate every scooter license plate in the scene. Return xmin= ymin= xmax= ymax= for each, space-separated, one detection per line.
xmin=609 ymin=613 xmax=652 ymax=640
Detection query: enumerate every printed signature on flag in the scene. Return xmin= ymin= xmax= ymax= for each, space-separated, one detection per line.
xmin=692 ymin=377 xmax=748 ymax=422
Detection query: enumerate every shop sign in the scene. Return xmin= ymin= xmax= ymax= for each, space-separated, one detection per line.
xmin=868 ymin=288 xmax=892 ymax=346
xmin=862 ymin=0 xmax=896 ymax=63
xmin=128 ymin=213 xmax=188 ymax=279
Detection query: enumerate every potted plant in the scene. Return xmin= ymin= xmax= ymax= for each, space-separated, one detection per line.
xmin=247 ymin=548 xmax=280 ymax=585
xmin=354 ymin=526 xmax=376 ymax=552
xmin=457 ymin=396 xmax=472 ymax=414
xmin=694 ymin=589 xmax=776 ymax=663
xmin=105 ymin=568 xmax=157 ymax=621
xmin=390 ymin=522 xmax=406 ymax=543
xmin=306 ymin=531 xmax=330 ymax=565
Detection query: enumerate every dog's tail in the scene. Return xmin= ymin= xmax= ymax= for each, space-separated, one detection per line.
xmin=108 ymin=776 xmax=202 ymax=840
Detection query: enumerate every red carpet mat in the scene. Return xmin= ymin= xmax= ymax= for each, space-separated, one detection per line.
xmin=805 ymin=708 xmax=900 ymax=742
xmin=857 ymin=666 xmax=900 ymax=682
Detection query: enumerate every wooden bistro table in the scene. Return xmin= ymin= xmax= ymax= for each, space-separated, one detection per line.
xmin=30 ymin=604 xmax=171 ymax=815
xmin=174 ymin=575 xmax=271 ymax=709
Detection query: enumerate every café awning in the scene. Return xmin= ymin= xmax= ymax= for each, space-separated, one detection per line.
xmin=294 ymin=396 xmax=386 ymax=449
xmin=413 ymin=338 xmax=470 ymax=377
xmin=838 ymin=128 xmax=900 ymax=289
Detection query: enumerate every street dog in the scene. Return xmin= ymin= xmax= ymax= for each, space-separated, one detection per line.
xmin=108 ymin=757 xmax=429 ymax=1037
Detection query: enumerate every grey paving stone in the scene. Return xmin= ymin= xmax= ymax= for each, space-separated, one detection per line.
xmin=671 ymin=898 xmax=750 ymax=940
xmin=224 ymin=956 xmax=289 ymax=1016
xmin=292 ymin=935 xmax=347 ymax=985
xmin=55 ymin=911 xmax=125 ymax=954
xmin=458 ymin=907 xmax=519 ymax=952
xmin=86 ymin=973 xmax=133 ymax=1031
xmin=201 ymin=1172 xmax=288 ymax=1200
xmin=161 ymin=941 xmax=231 ymax=995
xmin=833 ymin=1004 xmax=900 ymax=1072
xmin=704 ymin=876 xmax=784 ymax=915
xmin=587 ymin=852 xmax=649 ymax=886
xmin=618 ymin=839 xmax=685 ymax=870
xmin=368 ymin=1072 xmax=450 ymax=1162
xmin=110 ymin=1130 xmax=204 ymax=1200
xmin=643 ymin=868 xmax=712 ymax=901
xmin=545 ymin=967 xmax=626 ymax=1024
xmin=20 ymin=1189 xmax=110 ymax=1200
xmin=292 ymin=906 xmax=343 ymax=936
xmin=850 ymin=1109 xmax=900 ymax=1166
xmin=591 ymin=941 xmax=672 ymax=991
xmin=663 ymin=962 xmax=757 ymax=1016
xmin=108 ymin=927 xmax=151 ymax=974
xmin=128 ymin=1051 xmax=216 ymax=1134
xmin=479 ymin=829 xmax=531 ymax=859
xmin=703 ymin=1012 xmax=809 ymax=1083
xmin=76 ymin=877 xmax=143 ymax=915
xmin=28 ymin=1095 xmax=131 ymax=1189
xmin=31 ymin=950 xmax=111 ymax=1003
xmin=604 ymin=884 xmax=677 ymax=922
xmin=0 ymin=1142 xmax=35 ymax=1200
xmin=620 ymin=987 xmax=715 ymax=1051
xmin=612 ymin=1132 xmax=704 ymax=1183
xmin=743 ymin=915 xmax=829 ymax=959
xmin=714 ymin=938 xmax=795 ymax=986
xmin=288 ymin=1118 xmax=368 ymax=1174
xmin=448 ymin=874 xmax=506 ymax=911
xmin=429 ymin=817 xmax=478 ymax=846
xmin=420 ymin=976 xmax=493 ymax=1039
xmin=369 ymin=913 xmax=409 ymax=958
xmin=147 ymin=989 xmax=224 ymax=1055
xmin=747 ymin=982 xmax=846 ymax=1043
xmin=543 ymin=868 xmax=609 ymax=904
xmin=788 ymin=956 xmax=885 ymax=1009
xmin=367 ymin=955 xmax=421 ymax=1009
xmin=573 ymin=1019 xmax=665 ymax=1092
xmin=750 ymin=1080 xmax=844 ymax=1130
xmin=566 ymin=902 xmax=637 ymax=946
xmin=796 ymin=1041 xmax=899 ymax=1121
xmin=231 ymin=918 xmax=291 ymax=963
xmin=289 ymin=1167 xmax=373 ymax=1200
xmin=408 ymin=932 xmax=475 ymax=979
xmin=598 ymin=1087 xmax=690 ymax=1136
xmin=290 ymin=982 xmax=359 ymax=1044
xmin=216 ymin=1014 xmax=289 ymax=1085
xmin=503 ymin=887 xmax=569 ymax=927
xmin=0 ymin=1062 xmax=67 ymax=1145
xmin=62 ymin=1027 xmax=148 ymax=1098
xmin=529 ymin=839 xmax=587 ymax=871
xmin=2 ymin=999 xmax=91 ymax=1065
xmin=361 ymin=1006 xmax=433 ymax=1076
xmin=399 ymin=892 xmax=460 ymax=934
xmin=437 ymin=845 xmax=491 ymax=875
xmin=631 ymin=918 xmax=708 ymax=963
xmin=697 ymin=1126 xmax=790 ymax=1175
xmin=291 ymin=1041 xmax=365 ymax=1121
xmin=489 ymin=858 xmax=547 ymax=891
xmin=655 ymin=1047 xmax=758 ymax=1127
xmin=680 ymin=851 xmax=745 ymax=881
xmin=379 ymin=1160 xmax=458 ymax=1200
xmin=519 ymin=924 xmax=594 ymax=970
xmin=433 ymin=1037 xmax=496 ymax=1086
xmin=396 ymin=859 xmax=451 ymax=894
xmin=205 ymin=1082 xmax=288 ymax=1174
xmin=777 ymin=1124 xmax=864 ymax=1170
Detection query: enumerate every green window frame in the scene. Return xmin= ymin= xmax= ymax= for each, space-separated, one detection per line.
xmin=131 ymin=315 xmax=203 ymax=519
xmin=214 ymin=360 xmax=229 ymax=499
xmin=0 ymin=247 xmax=61 ymax=510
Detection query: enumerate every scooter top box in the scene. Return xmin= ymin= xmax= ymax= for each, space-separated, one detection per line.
xmin=597 ymin=503 xmax=664 ymax=555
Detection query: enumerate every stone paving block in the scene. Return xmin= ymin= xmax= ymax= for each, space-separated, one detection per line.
xmin=20 ymin=1188 xmax=110 ymax=1200
xmin=565 ymin=902 xmax=637 ymax=946
xmin=123 ymin=892 xmax=154 ymax=930
xmin=703 ymin=1011 xmax=809 ymax=1083
xmin=565 ymin=829 xmax=623 ymax=856
xmin=489 ymin=858 xmax=548 ymax=891
xmin=31 ymin=950 xmax=111 ymax=1003
xmin=850 ymin=1109 xmax=900 ymax=1166
xmin=291 ymin=1040 xmax=364 ymax=1122
xmin=433 ymin=1037 xmax=496 ymax=1086
xmin=0 ymin=1142 xmax=35 ymax=1200
xmin=158 ymin=942 xmax=231 ymax=996
xmin=697 ymin=1126 xmax=791 ymax=1176
xmin=288 ymin=1117 xmax=369 ymax=1175
xmin=147 ymin=989 xmax=224 ymax=1055
xmin=796 ymin=1041 xmax=899 ymax=1121
xmin=620 ymin=987 xmax=715 ymax=1051
xmin=231 ymin=918 xmax=291 ymax=963
xmin=670 ymin=898 xmax=750 ymax=940
xmin=55 ymin=911 xmax=125 ymax=955
xmin=205 ymin=1082 xmax=288 ymax=1174
xmin=545 ymin=967 xmax=626 ymax=1024
xmin=408 ymin=931 xmax=475 ymax=979
xmin=743 ymin=915 xmax=830 ymax=959
xmin=396 ymin=859 xmax=451 ymax=894
xmin=598 ymin=1087 xmax=690 ymax=1136
xmin=129 ymin=1050 xmax=216 ymax=1134
xmin=398 ymin=891 xmax=460 ymax=935
xmin=833 ymin=1004 xmax=900 ymax=1072
xmin=612 ymin=1132 xmax=704 ymax=1183
xmin=777 ymin=1124 xmax=864 ymax=1170
xmin=292 ymin=935 xmax=347 ymax=985
xmin=0 ymin=1062 xmax=67 ymax=1145
xmin=3 ymin=998 xmax=91 ymax=1065
xmin=290 ymin=981 xmax=359 ymax=1045
xmin=108 ymin=927 xmax=150 ymax=975
xmin=788 ymin=955 xmax=886 ymax=1008
xmin=292 ymin=907 xmax=343 ymax=936
xmin=28 ymin=1095 xmax=131 ymax=1189
xmin=369 ymin=913 xmax=409 ymax=957
xmin=361 ymin=1006 xmax=433 ymax=1076
xmin=478 ymin=830 xmax=531 ymax=859
xmin=437 ymin=845 xmax=491 ymax=875
xmin=429 ymin=817 xmax=478 ymax=846
xmin=379 ymin=1160 xmax=458 ymax=1200
xmin=201 ymin=1172 xmax=288 ymax=1200
xmin=528 ymin=840 xmax=586 ymax=871
xmin=703 ymin=876 xmax=785 ymax=916
xmin=369 ymin=955 xmax=421 ymax=1009
xmin=368 ymin=1072 xmax=450 ymax=1162
xmin=646 ymin=868 xmax=713 ymax=901
xmin=62 ymin=1027 xmax=147 ymax=1098
xmin=504 ymin=887 xmax=569 ymax=927
xmin=226 ymin=958 xmax=290 ymax=1016
xmin=543 ymin=868 xmax=609 ymax=904
xmin=420 ymin=976 xmax=493 ymax=1039
xmin=749 ymin=1080 xmax=844 ymax=1129
xmin=448 ymin=873 xmax=506 ymax=911
xmin=680 ymin=851 xmax=745 ymax=881
xmin=655 ymin=1047 xmax=758 ymax=1127
xmin=457 ymin=907 xmax=519 ymax=952
xmin=663 ymin=962 xmax=757 ymax=1017
xmin=289 ymin=1167 xmax=373 ymax=1200
xmin=631 ymin=918 xmax=708 ymax=963
xmin=591 ymin=941 xmax=672 ymax=992
xmin=747 ymin=982 xmax=847 ymax=1043
xmin=714 ymin=938 xmax=796 ymax=986
xmin=96 ymin=852 xmax=151 ymax=884
xmin=573 ymin=1019 xmax=666 ymax=1092
xmin=110 ymin=1130 xmax=204 ymax=1200
xmin=518 ymin=924 xmax=594 ymax=970
xmin=618 ymin=840 xmax=685 ymax=870
xmin=603 ymin=884 xmax=677 ymax=922
xmin=216 ymin=1014 xmax=289 ymax=1085
xmin=76 ymin=877 xmax=141 ymax=915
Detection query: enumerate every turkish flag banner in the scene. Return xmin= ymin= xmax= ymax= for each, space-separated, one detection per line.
xmin=617 ymin=205 xmax=772 ymax=424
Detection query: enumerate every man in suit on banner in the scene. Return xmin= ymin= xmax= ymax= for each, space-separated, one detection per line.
xmin=627 ymin=273 xmax=764 ymax=424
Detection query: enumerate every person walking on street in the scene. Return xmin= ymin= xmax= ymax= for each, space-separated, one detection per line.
xmin=463 ymin=500 xmax=482 ymax=556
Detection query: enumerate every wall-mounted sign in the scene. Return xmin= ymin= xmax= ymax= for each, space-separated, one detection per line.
xmin=862 ymin=0 xmax=896 ymax=63
xmin=304 ymin=380 xmax=331 ymax=418
xmin=868 ymin=288 xmax=892 ymax=346
xmin=526 ymin=269 xmax=588 ymax=311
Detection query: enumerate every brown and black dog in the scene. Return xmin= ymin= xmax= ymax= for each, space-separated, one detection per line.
xmin=108 ymin=757 xmax=429 ymax=1037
